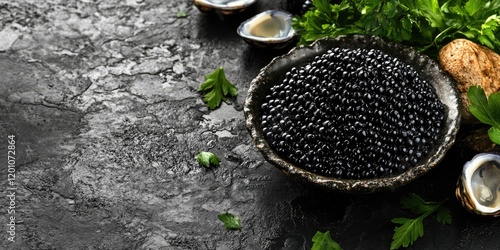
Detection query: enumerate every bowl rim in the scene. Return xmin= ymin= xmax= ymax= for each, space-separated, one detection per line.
xmin=244 ymin=35 xmax=461 ymax=193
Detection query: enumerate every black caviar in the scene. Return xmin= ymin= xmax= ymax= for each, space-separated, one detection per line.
xmin=287 ymin=0 xmax=313 ymax=15
xmin=299 ymin=0 xmax=313 ymax=15
xmin=259 ymin=47 xmax=445 ymax=179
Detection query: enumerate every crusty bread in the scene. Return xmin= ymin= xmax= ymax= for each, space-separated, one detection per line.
xmin=438 ymin=39 xmax=500 ymax=124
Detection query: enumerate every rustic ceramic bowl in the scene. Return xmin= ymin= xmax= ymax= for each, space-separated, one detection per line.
xmin=244 ymin=35 xmax=461 ymax=193
xmin=193 ymin=0 xmax=257 ymax=15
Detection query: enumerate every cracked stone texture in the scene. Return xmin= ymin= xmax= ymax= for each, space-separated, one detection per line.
xmin=0 ymin=0 xmax=499 ymax=249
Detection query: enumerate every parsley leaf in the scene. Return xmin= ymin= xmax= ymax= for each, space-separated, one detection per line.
xmin=468 ymin=86 xmax=500 ymax=144
xmin=488 ymin=126 xmax=500 ymax=145
xmin=198 ymin=67 xmax=238 ymax=110
xmin=464 ymin=0 xmax=482 ymax=16
xmin=390 ymin=193 xmax=451 ymax=250
xmin=312 ymin=231 xmax=342 ymax=250
xmin=390 ymin=216 xmax=424 ymax=250
xmin=468 ymin=86 xmax=496 ymax=125
xmin=436 ymin=206 xmax=453 ymax=225
xmin=196 ymin=151 xmax=220 ymax=167
xmin=400 ymin=193 xmax=429 ymax=214
xmin=217 ymin=212 xmax=241 ymax=230
xmin=401 ymin=193 xmax=444 ymax=215
xmin=177 ymin=10 xmax=187 ymax=18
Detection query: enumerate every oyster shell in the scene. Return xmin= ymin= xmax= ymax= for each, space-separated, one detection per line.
xmin=237 ymin=10 xmax=295 ymax=49
xmin=456 ymin=153 xmax=500 ymax=217
xmin=193 ymin=0 xmax=257 ymax=15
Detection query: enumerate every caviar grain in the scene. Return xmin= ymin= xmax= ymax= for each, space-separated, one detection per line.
xmin=260 ymin=47 xmax=445 ymax=179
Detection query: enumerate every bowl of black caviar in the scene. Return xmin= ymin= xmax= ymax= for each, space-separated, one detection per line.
xmin=244 ymin=35 xmax=461 ymax=193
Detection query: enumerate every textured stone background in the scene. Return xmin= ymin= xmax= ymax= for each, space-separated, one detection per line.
xmin=0 ymin=0 xmax=498 ymax=249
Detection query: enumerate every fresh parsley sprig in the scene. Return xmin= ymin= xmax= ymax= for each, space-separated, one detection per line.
xmin=196 ymin=151 xmax=221 ymax=168
xmin=312 ymin=231 xmax=342 ymax=250
xmin=198 ymin=67 xmax=238 ymax=110
xmin=176 ymin=10 xmax=187 ymax=18
xmin=217 ymin=212 xmax=241 ymax=230
xmin=468 ymin=86 xmax=500 ymax=144
xmin=390 ymin=193 xmax=452 ymax=250
xmin=293 ymin=0 xmax=500 ymax=56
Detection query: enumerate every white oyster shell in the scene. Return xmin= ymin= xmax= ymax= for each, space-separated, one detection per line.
xmin=237 ymin=10 xmax=295 ymax=49
xmin=456 ymin=153 xmax=500 ymax=216
xmin=193 ymin=0 xmax=257 ymax=15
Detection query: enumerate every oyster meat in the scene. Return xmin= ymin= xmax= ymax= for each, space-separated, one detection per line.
xmin=237 ymin=10 xmax=295 ymax=49
xmin=456 ymin=153 xmax=500 ymax=216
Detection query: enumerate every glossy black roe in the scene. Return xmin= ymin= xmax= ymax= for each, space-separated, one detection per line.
xmin=287 ymin=0 xmax=313 ymax=15
xmin=259 ymin=47 xmax=445 ymax=179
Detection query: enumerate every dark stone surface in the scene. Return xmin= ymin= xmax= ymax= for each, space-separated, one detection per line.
xmin=0 ymin=0 xmax=498 ymax=249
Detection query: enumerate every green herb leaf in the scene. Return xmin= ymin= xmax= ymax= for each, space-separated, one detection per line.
xmin=464 ymin=0 xmax=482 ymax=16
xmin=436 ymin=206 xmax=452 ymax=225
xmin=401 ymin=193 xmax=445 ymax=214
xmin=488 ymin=126 xmax=500 ymax=145
xmin=400 ymin=193 xmax=429 ymax=214
xmin=391 ymin=194 xmax=451 ymax=249
xmin=468 ymin=86 xmax=500 ymax=144
xmin=488 ymin=90 xmax=500 ymax=121
xmin=198 ymin=67 xmax=238 ymax=110
xmin=416 ymin=0 xmax=445 ymax=28
xmin=196 ymin=151 xmax=220 ymax=167
xmin=390 ymin=216 xmax=425 ymax=250
xmin=217 ymin=212 xmax=241 ymax=230
xmin=468 ymin=86 xmax=495 ymax=125
xmin=312 ymin=231 xmax=342 ymax=250
xmin=177 ymin=10 xmax=187 ymax=18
